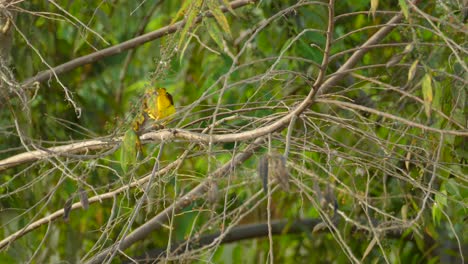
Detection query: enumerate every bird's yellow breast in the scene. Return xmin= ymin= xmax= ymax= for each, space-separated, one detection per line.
xmin=145 ymin=88 xmax=175 ymax=120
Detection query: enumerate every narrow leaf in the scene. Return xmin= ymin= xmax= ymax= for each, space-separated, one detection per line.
xmin=445 ymin=178 xmax=461 ymax=198
xmin=432 ymin=189 xmax=447 ymax=226
xmin=422 ymin=73 xmax=433 ymax=118
xmin=178 ymin=0 xmax=203 ymax=50
xmin=180 ymin=29 xmax=196 ymax=64
xmin=312 ymin=222 xmax=328 ymax=233
xmin=386 ymin=53 xmax=404 ymax=68
xmin=207 ymin=0 xmax=231 ymax=37
xmin=120 ymin=129 xmax=139 ymax=173
xmin=207 ymin=181 xmax=219 ymax=204
xmin=370 ymin=0 xmax=379 ymax=20
xmin=386 ymin=43 xmax=414 ymax=68
xmin=63 ymin=197 xmax=73 ymax=222
xmin=431 ymin=201 xmax=442 ymax=226
xmin=405 ymin=150 xmax=411 ymax=171
xmin=204 ymin=19 xmax=224 ymax=50
xmin=171 ymin=0 xmax=192 ymax=24
xmin=361 ymin=236 xmax=378 ymax=262
xmin=79 ymin=187 xmax=89 ymax=210
xmin=270 ymin=154 xmax=290 ymax=192
xmin=399 ymin=0 xmax=409 ymax=19
xmin=403 ymin=43 xmax=414 ymax=54
xmin=401 ymin=204 xmax=408 ymax=221
xmin=258 ymin=155 xmax=269 ymax=194
xmin=407 ymin=59 xmax=419 ymax=82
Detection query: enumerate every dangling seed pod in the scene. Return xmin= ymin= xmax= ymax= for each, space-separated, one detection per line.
xmin=257 ymin=152 xmax=290 ymax=193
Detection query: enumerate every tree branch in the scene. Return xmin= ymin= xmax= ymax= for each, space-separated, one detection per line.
xmin=127 ymin=218 xmax=322 ymax=263
xmin=88 ymin=3 xmax=418 ymax=263
xmin=0 ymin=0 xmax=435 ymax=256
xmin=1 ymin=104 xmax=466 ymax=172
xmin=124 ymin=216 xmax=428 ymax=263
xmin=4 ymin=0 xmax=449 ymax=174
xmin=86 ymin=136 xmax=265 ymax=264
xmin=20 ymin=0 xmax=257 ymax=87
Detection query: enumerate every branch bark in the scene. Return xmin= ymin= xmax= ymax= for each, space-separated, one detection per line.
xmin=128 ymin=218 xmax=322 ymax=263
xmin=86 ymin=136 xmax=265 ymax=264
xmin=125 ymin=216 xmax=424 ymax=263
xmin=1 ymin=100 xmax=465 ymax=172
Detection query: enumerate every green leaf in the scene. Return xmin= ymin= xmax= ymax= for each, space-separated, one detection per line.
xmin=178 ymin=0 xmax=203 ymax=51
xmin=204 ymin=19 xmax=224 ymax=51
xmin=436 ymin=189 xmax=447 ymax=207
xmin=120 ymin=129 xmax=140 ymax=173
xmin=207 ymin=0 xmax=231 ymax=37
xmin=399 ymin=0 xmax=409 ymax=19
xmin=432 ymin=189 xmax=447 ymax=226
xmin=171 ymin=0 xmax=193 ymax=24
xmin=280 ymin=37 xmax=294 ymax=54
xmin=431 ymin=202 xmax=442 ymax=227
xmin=179 ymin=26 xmax=198 ymax=64
xmin=444 ymin=178 xmax=461 ymax=198
xmin=125 ymin=80 xmax=147 ymax=94
xmin=422 ymin=73 xmax=433 ymax=118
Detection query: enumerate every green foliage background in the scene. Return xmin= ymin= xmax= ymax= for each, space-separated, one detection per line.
xmin=0 ymin=0 xmax=466 ymax=263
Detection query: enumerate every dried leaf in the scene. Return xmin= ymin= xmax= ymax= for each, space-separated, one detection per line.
xmin=79 ymin=187 xmax=89 ymax=210
xmin=312 ymin=221 xmax=328 ymax=233
xmin=63 ymin=197 xmax=73 ymax=222
xmin=258 ymin=153 xmax=291 ymax=193
xmin=269 ymin=154 xmax=290 ymax=192
xmin=207 ymin=181 xmax=219 ymax=204
xmin=401 ymin=204 xmax=408 ymax=221
xmin=403 ymin=43 xmax=414 ymax=54
xmin=405 ymin=149 xmax=411 ymax=171
xmin=386 ymin=53 xmax=404 ymax=68
xmin=386 ymin=43 xmax=413 ymax=68
xmin=361 ymin=237 xmax=378 ymax=262
xmin=407 ymin=59 xmax=419 ymax=82
xmin=132 ymin=112 xmax=146 ymax=132
xmin=370 ymin=0 xmax=379 ymax=20
xmin=258 ymin=155 xmax=269 ymax=194
xmin=323 ymin=184 xmax=337 ymax=214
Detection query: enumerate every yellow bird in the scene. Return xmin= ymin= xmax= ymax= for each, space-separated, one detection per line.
xmin=144 ymin=88 xmax=176 ymax=121
xmin=133 ymin=88 xmax=176 ymax=132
